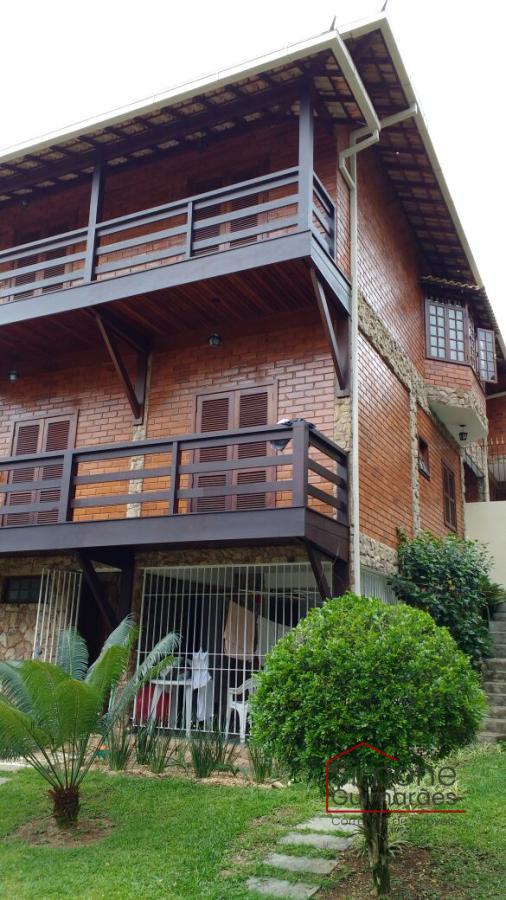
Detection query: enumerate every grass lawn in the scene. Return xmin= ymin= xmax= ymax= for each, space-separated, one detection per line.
xmin=0 ymin=746 xmax=504 ymax=899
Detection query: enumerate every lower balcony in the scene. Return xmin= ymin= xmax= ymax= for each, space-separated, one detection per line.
xmin=0 ymin=421 xmax=348 ymax=560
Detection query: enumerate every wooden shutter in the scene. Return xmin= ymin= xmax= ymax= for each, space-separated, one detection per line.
xmin=3 ymin=414 xmax=76 ymax=526
xmin=13 ymin=230 xmax=41 ymax=300
xmin=3 ymin=421 xmax=42 ymax=526
xmin=37 ymin=416 xmax=76 ymax=524
xmin=228 ymin=169 xmax=263 ymax=249
xmin=192 ymin=176 xmax=223 ymax=257
xmin=235 ymin=389 xmax=270 ymax=509
xmin=194 ymin=393 xmax=233 ymax=511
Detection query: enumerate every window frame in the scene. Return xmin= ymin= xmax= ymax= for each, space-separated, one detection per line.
xmin=476 ymin=327 xmax=498 ymax=383
xmin=425 ymin=297 xmax=470 ymax=366
xmin=418 ymin=437 xmax=430 ymax=480
xmin=2 ymin=575 xmax=42 ymax=605
xmin=442 ymin=462 xmax=457 ymax=531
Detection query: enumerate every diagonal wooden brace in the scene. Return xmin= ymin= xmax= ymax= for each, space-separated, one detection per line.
xmin=310 ymin=268 xmax=349 ymax=392
xmin=95 ymin=312 xmax=148 ymax=423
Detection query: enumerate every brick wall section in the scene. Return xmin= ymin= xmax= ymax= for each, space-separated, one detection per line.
xmin=487 ymin=395 xmax=506 ymax=444
xmin=358 ymin=336 xmax=413 ymax=547
xmin=0 ymin=356 xmax=134 ymax=456
xmin=417 ymin=407 xmax=464 ymax=537
xmin=425 ymin=358 xmax=487 ymax=419
xmin=147 ymin=319 xmax=334 ymax=439
xmin=357 ymin=149 xmax=426 ymax=372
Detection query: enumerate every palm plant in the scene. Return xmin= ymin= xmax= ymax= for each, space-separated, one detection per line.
xmin=0 ymin=617 xmax=178 ymax=826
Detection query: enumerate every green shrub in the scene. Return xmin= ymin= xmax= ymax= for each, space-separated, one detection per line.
xmin=248 ymin=741 xmax=274 ymax=783
xmin=107 ymin=721 xmax=133 ymax=770
xmin=188 ymin=728 xmax=239 ymax=778
xmin=389 ymin=532 xmax=499 ymax=665
xmin=250 ymin=594 xmax=485 ymax=897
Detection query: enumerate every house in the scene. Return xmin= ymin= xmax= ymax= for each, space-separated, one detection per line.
xmin=0 ymin=14 xmax=503 ymax=736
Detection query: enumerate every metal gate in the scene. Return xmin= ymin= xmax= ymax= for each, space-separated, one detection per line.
xmin=135 ymin=562 xmax=331 ymax=738
xmin=32 ymin=568 xmax=83 ymax=662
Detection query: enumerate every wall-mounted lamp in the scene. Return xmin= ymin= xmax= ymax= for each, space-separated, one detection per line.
xmin=208 ymin=333 xmax=221 ymax=348
xmin=8 ymin=369 xmax=18 ymax=383
xmin=458 ymin=425 xmax=469 ymax=443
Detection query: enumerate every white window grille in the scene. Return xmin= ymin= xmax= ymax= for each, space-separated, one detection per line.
xmin=361 ymin=568 xmax=397 ymax=605
xmin=134 ymin=562 xmax=331 ymax=739
xmin=32 ymin=568 xmax=82 ymax=662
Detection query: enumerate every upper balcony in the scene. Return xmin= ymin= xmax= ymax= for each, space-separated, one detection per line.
xmin=0 ymin=165 xmax=344 ymax=325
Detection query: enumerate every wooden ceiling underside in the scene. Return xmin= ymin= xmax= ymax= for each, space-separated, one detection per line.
xmin=0 ymin=258 xmax=317 ymax=373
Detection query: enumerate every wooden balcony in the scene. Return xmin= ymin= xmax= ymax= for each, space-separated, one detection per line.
xmin=0 ymin=421 xmax=348 ymax=559
xmin=0 ymin=168 xmax=349 ymax=329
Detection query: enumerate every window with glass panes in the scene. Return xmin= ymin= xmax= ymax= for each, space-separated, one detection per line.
xmin=426 ymin=299 xmax=467 ymax=363
xmin=476 ymin=328 xmax=497 ymax=382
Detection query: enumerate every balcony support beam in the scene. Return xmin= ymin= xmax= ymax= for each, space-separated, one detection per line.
xmin=83 ymin=161 xmax=104 ymax=283
xmin=304 ymin=542 xmax=332 ymax=603
xmin=77 ymin=551 xmax=118 ymax=630
xmin=310 ymin=267 xmax=349 ymax=393
xmin=94 ymin=311 xmax=148 ymax=423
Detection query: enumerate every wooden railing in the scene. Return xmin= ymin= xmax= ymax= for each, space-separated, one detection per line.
xmin=0 ymin=421 xmax=347 ymax=529
xmin=0 ymin=169 xmax=336 ymax=304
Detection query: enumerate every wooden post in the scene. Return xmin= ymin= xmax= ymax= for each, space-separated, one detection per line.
xmin=298 ymin=88 xmax=314 ymax=232
xmin=292 ymin=421 xmax=309 ymax=508
xmin=58 ymin=450 xmax=75 ymax=524
xmin=83 ymin=161 xmax=104 ymax=283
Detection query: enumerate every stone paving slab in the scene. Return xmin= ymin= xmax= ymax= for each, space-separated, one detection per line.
xmin=279 ymin=832 xmax=352 ymax=851
xmin=0 ymin=777 xmax=10 ymax=786
xmin=0 ymin=761 xmax=28 ymax=771
xmin=296 ymin=816 xmax=360 ymax=834
xmin=246 ymin=876 xmax=319 ymax=898
xmin=264 ymin=852 xmax=337 ymax=875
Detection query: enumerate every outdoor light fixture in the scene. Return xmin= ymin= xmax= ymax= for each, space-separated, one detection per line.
xmin=458 ymin=425 xmax=469 ymax=443
xmin=208 ymin=333 xmax=221 ymax=348
xmin=8 ymin=370 xmax=18 ymax=383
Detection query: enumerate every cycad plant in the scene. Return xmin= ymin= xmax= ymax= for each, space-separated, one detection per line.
xmin=0 ymin=617 xmax=178 ymax=826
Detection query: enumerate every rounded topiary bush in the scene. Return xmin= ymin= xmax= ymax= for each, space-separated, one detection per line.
xmin=250 ymin=593 xmax=486 ymax=897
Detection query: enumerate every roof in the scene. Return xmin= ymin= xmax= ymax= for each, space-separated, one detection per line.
xmin=0 ymin=14 xmax=503 ymax=357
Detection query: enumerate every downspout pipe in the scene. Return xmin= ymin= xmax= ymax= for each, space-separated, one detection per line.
xmin=339 ymin=104 xmax=417 ymax=594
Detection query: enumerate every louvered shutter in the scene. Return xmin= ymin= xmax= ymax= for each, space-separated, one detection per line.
xmin=41 ymin=224 xmax=70 ymax=295
xmin=13 ymin=230 xmax=41 ymax=300
xmin=37 ymin=417 xmax=74 ymax=524
xmin=3 ymin=415 xmax=75 ymax=527
xmin=194 ymin=394 xmax=232 ymax=511
xmin=228 ymin=170 xmax=262 ymax=249
xmin=3 ymin=421 xmax=42 ymax=526
xmin=192 ymin=177 xmax=223 ymax=257
xmin=235 ymin=389 xmax=270 ymax=509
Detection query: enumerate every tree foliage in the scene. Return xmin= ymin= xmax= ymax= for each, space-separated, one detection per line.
xmin=389 ymin=532 xmax=505 ymax=665
xmin=250 ymin=594 xmax=485 ymax=896
xmin=0 ymin=618 xmax=178 ymax=826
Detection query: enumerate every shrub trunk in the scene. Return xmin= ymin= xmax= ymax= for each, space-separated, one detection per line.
xmin=49 ymin=786 xmax=80 ymax=827
xmin=358 ymin=776 xmax=390 ymax=897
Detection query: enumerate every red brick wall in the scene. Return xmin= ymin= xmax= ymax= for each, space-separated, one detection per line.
xmin=425 ymin=358 xmax=486 ymax=418
xmin=487 ymin=395 xmax=506 ymax=444
xmin=147 ymin=318 xmax=334 ymax=440
xmin=357 ymin=149 xmax=426 ymax=373
xmin=358 ymin=336 xmax=413 ymax=547
xmin=417 ymin=407 xmax=464 ymax=537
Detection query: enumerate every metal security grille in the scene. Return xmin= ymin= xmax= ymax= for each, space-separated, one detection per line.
xmin=32 ymin=568 xmax=82 ymax=662
xmin=361 ymin=568 xmax=397 ymax=605
xmin=135 ymin=562 xmax=331 ymax=739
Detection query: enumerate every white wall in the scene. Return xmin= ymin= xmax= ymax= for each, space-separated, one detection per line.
xmin=465 ymin=501 xmax=506 ymax=587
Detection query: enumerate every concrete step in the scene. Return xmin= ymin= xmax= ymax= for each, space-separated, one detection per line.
xmin=485 ymin=659 xmax=506 ymax=674
xmin=279 ymin=832 xmax=352 ymax=852
xmin=295 ymin=816 xmax=359 ymax=835
xmin=493 ymin=613 xmax=506 ymax=622
xmin=490 ymin=621 xmax=506 ymax=633
xmin=489 ymin=704 xmax=506 ymax=718
xmin=483 ymin=681 xmax=506 ymax=694
xmin=492 ymin=636 xmax=506 ymax=647
xmin=246 ymin=876 xmax=319 ymax=898
xmin=264 ymin=853 xmax=337 ymax=876
xmin=482 ymin=716 xmax=506 ymax=735
xmin=478 ymin=732 xmax=503 ymax=743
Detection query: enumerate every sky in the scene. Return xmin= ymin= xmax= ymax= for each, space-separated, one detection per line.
xmin=1 ymin=0 xmax=504 ymax=333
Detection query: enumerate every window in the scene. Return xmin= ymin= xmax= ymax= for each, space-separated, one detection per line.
xmin=476 ymin=328 xmax=497 ymax=383
xmin=426 ymin=298 xmax=467 ymax=363
xmin=425 ymin=297 xmax=498 ymax=381
xmin=418 ymin=438 xmax=430 ymax=479
xmin=442 ymin=463 xmax=457 ymax=530
xmin=3 ymin=575 xmax=41 ymax=604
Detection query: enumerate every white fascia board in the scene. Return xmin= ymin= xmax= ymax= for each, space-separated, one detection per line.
xmin=0 ymin=29 xmax=377 ymax=165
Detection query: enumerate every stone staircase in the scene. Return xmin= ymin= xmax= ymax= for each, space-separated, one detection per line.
xmin=481 ymin=602 xmax=506 ymax=743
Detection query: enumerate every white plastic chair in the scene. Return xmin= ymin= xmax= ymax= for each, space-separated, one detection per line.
xmin=225 ymin=677 xmax=255 ymax=743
